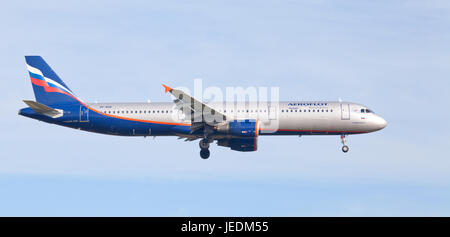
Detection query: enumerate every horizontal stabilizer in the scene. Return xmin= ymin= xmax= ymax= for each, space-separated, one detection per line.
xmin=23 ymin=100 xmax=63 ymax=118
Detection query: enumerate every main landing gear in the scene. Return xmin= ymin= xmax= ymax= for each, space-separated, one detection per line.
xmin=199 ymin=138 xmax=211 ymax=159
xmin=341 ymin=135 xmax=349 ymax=153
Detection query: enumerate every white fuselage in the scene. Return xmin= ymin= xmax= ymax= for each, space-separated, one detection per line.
xmin=88 ymin=101 xmax=387 ymax=135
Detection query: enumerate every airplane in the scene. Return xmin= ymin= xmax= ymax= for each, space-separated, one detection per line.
xmin=19 ymin=56 xmax=387 ymax=159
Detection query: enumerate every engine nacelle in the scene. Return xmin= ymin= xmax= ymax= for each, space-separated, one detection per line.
xmin=217 ymin=138 xmax=257 ymax=152
xmin=215 ymin=119 xmax=259 ymax=138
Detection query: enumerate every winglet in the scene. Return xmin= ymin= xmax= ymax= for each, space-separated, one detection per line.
xmin=162 ymin=84 xmax=172 ymax=93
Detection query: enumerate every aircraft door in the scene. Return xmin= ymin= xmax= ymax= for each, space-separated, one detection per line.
xmin=80 ymin=105 xmax=89 ymax=122
xmin=269 ymin=105 xmax=277 ymax=120
xmin=340 ymin=103 xmax=350 ymax=120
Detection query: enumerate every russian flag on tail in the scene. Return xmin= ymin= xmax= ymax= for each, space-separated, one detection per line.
xmin=25 ymin=56 xmax=80 ymax=106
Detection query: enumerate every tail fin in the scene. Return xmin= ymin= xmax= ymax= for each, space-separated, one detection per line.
xmin=25 ymin=56 xmax=80 ymax=105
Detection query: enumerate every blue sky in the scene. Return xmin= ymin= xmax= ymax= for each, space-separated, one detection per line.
xmin=1 ymin=0 xmax=450 ymax=216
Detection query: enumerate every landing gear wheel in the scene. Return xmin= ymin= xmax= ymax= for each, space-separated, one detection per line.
xmin=342 ymin=145 xmax=349 ymax=153
xmin=340 ymin=135 xmax=349 ymax=153
xmin=199 ymin=139 xmax=210 ymax=149
xmin=200 ymin=149 xmax=210 ymax=159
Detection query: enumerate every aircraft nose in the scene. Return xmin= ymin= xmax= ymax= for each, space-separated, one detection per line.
xmin=375 ymin=116 xmax=387 ymax=130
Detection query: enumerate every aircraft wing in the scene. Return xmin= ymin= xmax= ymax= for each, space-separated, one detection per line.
xmin=162 ymin=84 xmax=227 ymax=127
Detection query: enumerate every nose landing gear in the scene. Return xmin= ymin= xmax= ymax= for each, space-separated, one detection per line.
xmin=199 ymin=138 xmax=211 ymax=159
xmin=341 ymin=135 xmax=349 ymax=153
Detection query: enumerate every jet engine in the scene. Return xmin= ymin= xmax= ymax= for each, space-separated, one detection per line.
xmin=214 ymin=119 xmax=259 ymax=152
xmin=214 ymin=119 xmax=259 ymax=138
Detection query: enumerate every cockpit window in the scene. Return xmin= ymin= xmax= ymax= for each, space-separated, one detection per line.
xmin=361 ymin=108 xmax=374 ymax=113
